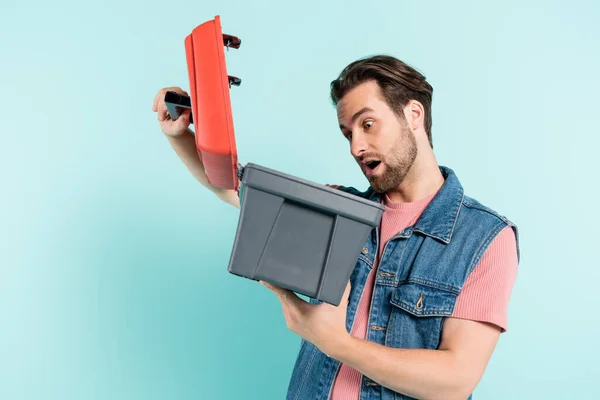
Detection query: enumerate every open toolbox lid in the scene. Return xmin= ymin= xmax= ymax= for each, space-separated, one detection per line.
xmin=165 ymin=16 xmax=242 ymax=191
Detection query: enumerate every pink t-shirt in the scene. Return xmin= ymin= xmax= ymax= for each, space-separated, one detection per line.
xmin=330 ymin=191 xmax=519 ymax=399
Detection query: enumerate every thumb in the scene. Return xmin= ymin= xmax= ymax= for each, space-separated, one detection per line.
xmin=175 ymin=109 xmax=191 ymax=126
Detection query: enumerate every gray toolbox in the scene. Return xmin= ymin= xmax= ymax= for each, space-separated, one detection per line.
xmin=231 ymin=163 xmax=384 ymax=306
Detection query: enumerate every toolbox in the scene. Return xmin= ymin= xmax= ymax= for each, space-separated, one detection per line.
xmin=165 ymin=16 xmax=384 ymax=306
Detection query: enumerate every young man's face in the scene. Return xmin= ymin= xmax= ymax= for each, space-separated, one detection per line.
xmin=337 ymin=80 xmax=417 ymax=193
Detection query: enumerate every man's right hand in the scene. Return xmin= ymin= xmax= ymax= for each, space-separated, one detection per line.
xmin=152 ymin=86 xmax=192 ymax=138
xmin=153 ymin=86 xmax=241 ymax=209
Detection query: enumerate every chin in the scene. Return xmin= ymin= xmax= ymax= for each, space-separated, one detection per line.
xmin=367 ymin=176 xmax=385 ymax=192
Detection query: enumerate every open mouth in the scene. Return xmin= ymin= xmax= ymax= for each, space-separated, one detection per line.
xmin=363 ymin=160 xmax=382 ymax=177
xmin=365 ymin=160 xmax=381 ymax=170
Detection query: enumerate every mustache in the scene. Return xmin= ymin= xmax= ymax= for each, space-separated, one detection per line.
xmin=358 ymin=152 xmax=384 ymax=161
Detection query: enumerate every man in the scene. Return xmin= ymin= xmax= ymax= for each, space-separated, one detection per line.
xmin=152 ymin=55 xmax=520 ymax=400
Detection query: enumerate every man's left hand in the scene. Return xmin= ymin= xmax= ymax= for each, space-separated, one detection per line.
xmin=260 ymin=280 xmax=352 ymax=357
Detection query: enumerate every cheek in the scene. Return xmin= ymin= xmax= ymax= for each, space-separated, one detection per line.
xmin=379 ymin=138 xmax=397 ymax=159
xmin=383 ymin=142 xmax=403 ymax=164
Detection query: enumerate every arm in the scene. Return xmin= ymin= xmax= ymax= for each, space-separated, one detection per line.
xmin=330 ymin=227 xmax=518 ymax=399
xmin=261 ymin=227 xmax=519 ymax=400
xmin=153 ymin=87 xmax=240 ymax=208
xmin=261 ymin=282 xmax=499 ymax=400
xmin=165 ymin=128 xmax=240 ymax=208
xmin=331 ymin=226 xmax=518 ymax=399
xmin=330 ymin=318 xmax=500 ymax=400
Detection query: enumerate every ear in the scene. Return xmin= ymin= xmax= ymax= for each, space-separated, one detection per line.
xmin=405 ymin=100 xmax=425 ymax=132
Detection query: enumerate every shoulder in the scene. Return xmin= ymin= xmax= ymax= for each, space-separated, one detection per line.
xmin=478 ymin=224 xmax=519 ymax=264
xmin=458 ymin=194 xmax=520 ymax=261
xmin=461 ymin=195 xmax=515 ymax=228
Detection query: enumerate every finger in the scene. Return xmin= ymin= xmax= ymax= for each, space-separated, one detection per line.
xmin=260 ymin=281 xmax=285 ymax=296
xmin=176 ymin=108 xmax=191 ymax=125
xmin=260 ymin=281 xmax=299 ymax=306
xmin=153 ymin=86 xmax=180 ymax=113
xmin=157 ymin=99 xmax=170 ymax=122
xmin=153 ymin=88 xmax=165 ymax=112
xmin=155 ymin=90 xmax=166 ymax=118
xmin=158 ymin=107 xmax=169 ymax=122
xmin=176 ymin=109 xmax=191 ymax=128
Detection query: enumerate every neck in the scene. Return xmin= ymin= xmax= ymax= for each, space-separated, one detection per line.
xmin=385 ymin=150 xmax=444 ymax=203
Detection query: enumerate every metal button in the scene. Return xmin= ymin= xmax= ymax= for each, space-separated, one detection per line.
xmin=361 ymin=246 xmax=368 ymax=255
xmin=416 ymin=292 xmax=424 ymax=310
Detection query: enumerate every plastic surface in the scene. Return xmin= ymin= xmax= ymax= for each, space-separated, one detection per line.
xmin=228 ymin=163 xmax=385 ymax=306
xmin=184 ymin=16 xmax=240 ymax=191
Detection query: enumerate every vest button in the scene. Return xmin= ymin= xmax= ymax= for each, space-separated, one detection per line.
xmin=361 ymin=246 xmax=368 ymax=255
xmin=416 ymin=292 xmax=424 ymax=310
xmin=371 ymin=325 xmax=387 ymax=331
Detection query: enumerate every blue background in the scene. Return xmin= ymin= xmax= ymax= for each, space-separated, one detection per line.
xmin=1 ymin=0 xmax=598 ymax=398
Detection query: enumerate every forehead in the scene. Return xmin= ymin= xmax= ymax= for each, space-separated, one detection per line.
xmin=336 ymin=80 xmax=387 ymax=122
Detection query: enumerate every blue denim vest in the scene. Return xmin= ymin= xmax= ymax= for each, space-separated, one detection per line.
xmin=286 ymin=166 xmax=520 ymax=400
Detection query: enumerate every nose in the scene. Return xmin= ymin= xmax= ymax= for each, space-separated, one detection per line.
xmin=350 ymin=132 xmax=368 ymax=158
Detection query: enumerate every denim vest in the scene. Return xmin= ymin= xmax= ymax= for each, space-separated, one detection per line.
xmin=286 ymin=166 xmax=520 ymax=400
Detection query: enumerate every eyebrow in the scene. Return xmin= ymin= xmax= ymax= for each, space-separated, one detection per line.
xmin=339 ymin=107 xmax=374 ymax=130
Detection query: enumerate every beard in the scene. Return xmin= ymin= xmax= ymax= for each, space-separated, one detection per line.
xmin=367 ymin=126 xmax=418 ymax=193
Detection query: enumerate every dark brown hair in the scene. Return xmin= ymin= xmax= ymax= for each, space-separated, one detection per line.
xmin=330 ymin=55 xmax=434 ymax=148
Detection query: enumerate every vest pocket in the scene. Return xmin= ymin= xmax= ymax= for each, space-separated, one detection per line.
xmin=390 ymin=282 xmax=457 ymax=317
xmin=386 ymin=283 xmax=458 ymax=351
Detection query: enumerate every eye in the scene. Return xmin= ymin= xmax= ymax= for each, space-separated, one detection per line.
xmin=363 ymin=120 xmax=374 ymax=130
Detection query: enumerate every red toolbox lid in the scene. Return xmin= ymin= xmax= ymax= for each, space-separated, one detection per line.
xmin=185 ymin=16 xmax=241 ymax=191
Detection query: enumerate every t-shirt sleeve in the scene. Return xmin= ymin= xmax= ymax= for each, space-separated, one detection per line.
xmin=451 ymin=225 xmax=519 ymax=332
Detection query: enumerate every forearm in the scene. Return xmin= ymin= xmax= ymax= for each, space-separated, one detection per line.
xmin=166 ymin=128 xmax=213 ymax=188
xmin=166 ymin=129 xmax=239 ymax=207
xmin=332 ymin=336 xmax=473 ymax=400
